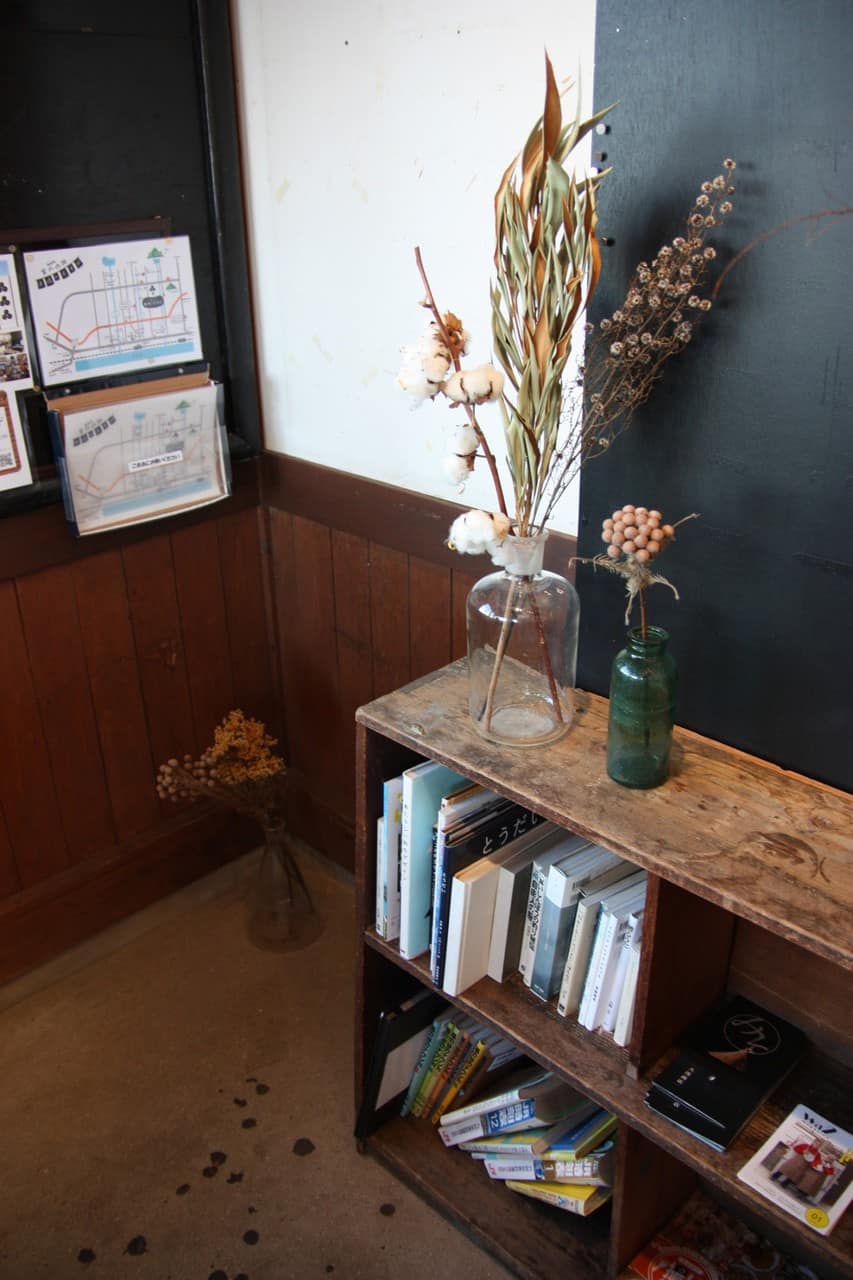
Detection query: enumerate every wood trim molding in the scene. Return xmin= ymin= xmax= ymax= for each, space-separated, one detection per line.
xmin=259 ymin=452 xmax=578 ymax=576
xmin=0 ymin=456 xmax=261 ymax=583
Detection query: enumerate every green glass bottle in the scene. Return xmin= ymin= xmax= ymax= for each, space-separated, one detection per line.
xmin=606 ymin=626 xmax=677 ymax=788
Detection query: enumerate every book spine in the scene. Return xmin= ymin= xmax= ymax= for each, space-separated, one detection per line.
xmin=505 ymin=1181 xmax=606 ymax=1214
xmin=484 ymin=1158 xmax=536 ymax=1179
xmin=579 ymin=909 xmax=618 ymax=1030
xmin=384 ymin=777 xmax=403 ymax=942
xmin=613 ymin=941 xmax=641 ymax=1047
xmin=412 ymin=1022 xmax=458 ymax=1117
xmin=399 ymin=1020 xmax=441 ymax=1117
xmin=422 ymin=1030 xmax=469 ymax=1120
xmin=518 ymin=865 xmax=546 ymax=983
xmin=438 ymin=1104 xmax=538 ymax=1147
xmin=439 ymin=1071 xmax=547 ymax=1126
xmin=601 ymin=910 xmax=642 ymax=1034
xmin=557 ymin=897 xmax=596 ymax=1017
xmin=431 ymin=1039 xmax=488 ymax=1123
xmin=375 ymin=816 xmax=387 ymax=938
xmin=398 ymin=775 xmax=414 ymax=957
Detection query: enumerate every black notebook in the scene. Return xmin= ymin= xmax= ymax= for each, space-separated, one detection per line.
xmin=646 ymin=995 xmax=806 ymax=1151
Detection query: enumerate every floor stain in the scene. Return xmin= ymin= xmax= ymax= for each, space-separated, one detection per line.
xmin=210 ymin=1151 xmax=227 ymax=1165
xmin=227 ymin=1171 xmax=244 ymax=1184
xmin=241 ymin=1118 xmax=257 ymax=1129
xmin=125 ymin=1236 xmax=147 ymax=1256
xmin=243 ymin=1229 xmax=260 ymax=1246
xmin=292 ymin=1137 xmax=315 ymax=1156
xmin=379 ymin=1203 xmax=396 ymax=1217
xmin=202 ymin=1166 xmax=219 ymax=1178
xmin=77 ymin=1248 xmax=96 ymax=1264
xmin=175 ymin=1183 xmax=191 ymax=1196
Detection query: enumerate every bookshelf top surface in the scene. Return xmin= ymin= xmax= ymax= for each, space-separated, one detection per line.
xmin=357 ymin=660 xmax=853 ymax=970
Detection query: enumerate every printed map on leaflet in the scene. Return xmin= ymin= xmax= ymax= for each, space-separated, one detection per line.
xmin=24 ymin=236 xmax=203 ymax=386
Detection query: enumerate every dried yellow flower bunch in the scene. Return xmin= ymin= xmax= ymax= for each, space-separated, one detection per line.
xmin=156 ymin=710 xmax=286 ymax=829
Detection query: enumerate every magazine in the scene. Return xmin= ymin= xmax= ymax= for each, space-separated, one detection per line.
xmin=737 ymin=1104 xmax=853 ymax=1236
xmin=625 ymin=1189 xmax=821 ymax=1279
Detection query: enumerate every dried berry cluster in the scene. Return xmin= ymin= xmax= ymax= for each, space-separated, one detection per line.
xmin=156 ymin=711 xmax=287 ymax=828
xmin=582 ymin=160 xmax=736 ymax=457
xmin=601 ymin=504 xmax=675 ymax=566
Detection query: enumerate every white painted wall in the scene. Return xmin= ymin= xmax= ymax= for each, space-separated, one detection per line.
xmin=230 ymin=0 xmax=597 ymax=535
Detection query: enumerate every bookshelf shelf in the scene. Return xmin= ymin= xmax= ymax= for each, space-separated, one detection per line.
xmin=354 ymin=662 xmax=853 ymax=1280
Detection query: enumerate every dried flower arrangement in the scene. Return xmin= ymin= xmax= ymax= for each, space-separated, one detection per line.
xmin=397 ymin=56 xmax=736 ymax=563
xmin=587 ymin=503 xmax=699 ymax=635
xmin=156 ymin=711 xmax=320 ymax=948
xmin=156 ymin=710 xmax=287 ymax=829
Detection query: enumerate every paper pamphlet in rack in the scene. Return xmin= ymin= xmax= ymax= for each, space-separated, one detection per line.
xmin=46 ymin=371 xmax=230 ymax=536
xmin=24 ymin=235 xmax=202 ymax=386
xmin=0 ymin=253 xmax=35 ymax=490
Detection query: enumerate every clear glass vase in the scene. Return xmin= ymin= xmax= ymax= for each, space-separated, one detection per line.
xmin=246 ymin=823 xmax=324 ymax=951
xmin=606 ymin=625 xmax=677 ymax=789
xmin=466 ymin=531 xmax=580 ymax=747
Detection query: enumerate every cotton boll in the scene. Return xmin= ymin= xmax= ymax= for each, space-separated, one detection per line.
xmin=422 ymin=352 xmax=452 ymax=385
xmin=442 ymin=454 xmax=474 ymax=486
xmin=442 ymin=364 xmax=505 ymax=406
xmin=396 ymin=362 xmax=433 ymax=403
xmin=448 ymin=509 xmax=507 ymax=556
xmin=448 ymin=424 xmax=478 ymax=457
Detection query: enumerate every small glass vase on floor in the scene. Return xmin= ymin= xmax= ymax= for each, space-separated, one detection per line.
xmin=247 ymin=824 xmax=324 ymax=951
xmin=466 ymin=531 xmax=580 ymax=747
xmin=606 ymin=625 xmax=677 ymax=789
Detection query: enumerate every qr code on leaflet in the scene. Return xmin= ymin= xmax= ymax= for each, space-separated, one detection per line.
xmin=0 ymin=452 xmax=14 ymax=469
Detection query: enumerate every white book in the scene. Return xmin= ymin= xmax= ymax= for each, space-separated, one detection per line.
xmin=518 ymin=833 xmax=591 ymax=984
xmin=579 ymin=877 xmax=647 ymax=1031
xmin=601 ymin=899 xmax=646 ymax=1034
xmin=613 ymin=925 xmax=643 ymax=1047
xmin=382 ymin=775 xmax=404 ymax=942
xmin=487 ymin=823 xmax=558 ymax=981
xmin=442 ymin=831 xmax=545 ymax=998
xmin=375 ymin=815 xmax=387 ymax=937
xmin=429 ymin=782 xmax=499 ymax=979
xmin=529 ymin=844 xmax=624 ymax=1002
xmin=557 ymin=864 xmax=643 ymax=1017
xmin=399 ymin=760 xmax=467 ymax=959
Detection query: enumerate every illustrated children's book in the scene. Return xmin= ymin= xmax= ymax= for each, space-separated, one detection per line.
xmin=737 ymin=1104 xmax=853 ymax=1236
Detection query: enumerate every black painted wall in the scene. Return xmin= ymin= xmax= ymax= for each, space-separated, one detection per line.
xmin=577 ymin=0 xmax=852 ymax=791
xmin=1 ymin=0 xmax=259 ymax=511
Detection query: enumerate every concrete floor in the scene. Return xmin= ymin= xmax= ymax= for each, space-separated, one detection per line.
xmin=0 ymin=848 xmax=509 ymax=1280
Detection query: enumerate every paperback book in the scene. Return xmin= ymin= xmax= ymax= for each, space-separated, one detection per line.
xmin=399 ymin=761 xmax=468 ymax=959
xmin=459 ymin=1106 xmax=617 ymax=1159
xmin=504 ymin=1179 xmax=612 ymax=1216
xmin=438 ymin=1069 xmax=584 ymax=1147
xmin=646 ymin=995 xmax=806 ymax=1151
xmin=483 ymin=1137 xmax=615 ymax=1185
xmin=737 ymin=1104 xmax=853 ymax=1236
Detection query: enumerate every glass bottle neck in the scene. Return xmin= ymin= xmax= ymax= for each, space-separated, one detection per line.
xmin=627 ymin=625 xmax=669 ymax=655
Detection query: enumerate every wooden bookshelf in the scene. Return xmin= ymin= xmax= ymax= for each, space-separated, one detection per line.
xmin=354 ymin=661 xmax=853 ymax=1280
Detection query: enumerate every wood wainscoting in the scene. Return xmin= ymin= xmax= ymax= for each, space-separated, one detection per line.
xmin=261 ymin=453 xmax=578 ymax=873
xmin=0 ymin=458 xmax=275 ymax=984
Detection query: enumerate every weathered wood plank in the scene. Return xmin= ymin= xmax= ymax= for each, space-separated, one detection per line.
xmin=171 ymin=521 xmax=235 ymax=744
xmin=356 ymin=662 xmax=853 ymax=969
xmin=451 ymin=567 xmax=477 ymax=660
xmin=0 ymin=581 xmax=69 ymax=887
xmin=217 ymin=505 xmax=276 ymax=728
xmin=331 ymin=530 xmax=374 ymax=822
xmin=17 ymin=564 xmax=116 ymax=863
xmin=72 ymin=550 xmax=161 ymax=840
xmin=369 ymin=544 xmax=410 ymax=698
xmin=122 ymin=534 xmax=197 ymax=772
xmin=408 ymin=556 xmax=451 ymax=680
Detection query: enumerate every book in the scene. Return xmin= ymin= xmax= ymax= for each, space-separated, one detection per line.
xmin=399 ymin=1007 xmax=452 ymax=1117
xmin=411 ymin=1016 xmax=462 ymax=1117
xmin=354 ymin=988 xmax=447 ymax=1139
xmin=438 ymin=1073 xmax=586 ymax=1147
xmin=439 ymin=1063 xmax=555 ymax=1126
xmin=518 ymin=834 xmax=593 ymax=984
xmin=626 ymin=1187 xmax=830 ymax=1278
xmin=556 ymin=860 xmax=638 ymax=1017
xmin=431 ymin=796 xmax=545 ymax=985
xmin=459 ymin=1107 xmax=618 ymax=1159
xmin=599 ymin=897 xmax=646 ymax=1035
xmin=578 ymin=874 xmax=648 ymax=1031
xmin=399 ymin=761 xmax=468 ymax=959
xmin=427 ymin=780 xmax=493 ymax=974
xmin=375 ymin=815 xmax=387 ymax=936
xmin=529 ymin=843 xmax=624 ymax=1001
xmin=487 ymin=828 xmax=558 ymax=981
xmin=612 ymin=923 xmax=643 ymax=1047
xmin=646 ymin=995 xmax=807 ymax=1151
xmin=737 ymin=1104 xmax=853 ymax=1235
xmin=504 ymin=1179 xmax=612 ymax=1216
xmin=382 ymin=775 xmax=404 ymax=942
xmin=483 ymin=1138 xmax=615 ymax=1185
xmin=442 ymin=822 xmax=553 ymax=997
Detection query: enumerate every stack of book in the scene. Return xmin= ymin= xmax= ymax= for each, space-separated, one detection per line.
xmin=437 ymin=1065 xmax=617 ymax=1216
xmin=375 ymin=769 xmax=648 ymax=1046
xmin=400 ymin=1005 xmax=524 ymax=1123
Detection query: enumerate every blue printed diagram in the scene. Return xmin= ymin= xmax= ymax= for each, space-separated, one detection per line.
xmin=24 ymin=236 xmax=203 ymax=386
xmin=62 ymin=384 xmax=226 ymax=535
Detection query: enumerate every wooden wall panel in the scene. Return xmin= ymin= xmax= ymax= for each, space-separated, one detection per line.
xmin=16 ymin=564 xmax=116 ymax=863
xmin=409 ymin=555 xmax=451 ymax=680
xmin=172 ymin=521 xmax=235 ymax=744
xmin=331 ymin=530 xmax=374 ymax=821
xmin=0 ymin=581 xmax=69 ymax=887
xmin=0 ymin=803 xmax=19 ymax=898
xmin=72 ymin=550 xmax=160 ymax=840
xmin=122 ymin=534 xmax=198 ymax=770
xmin=217 ymin=506 xmax=276 ymax=729
xmin=452 ymin=568 xmax=479 ymax=660
xmin=369 ymin=544 xmax=410 ymax=697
